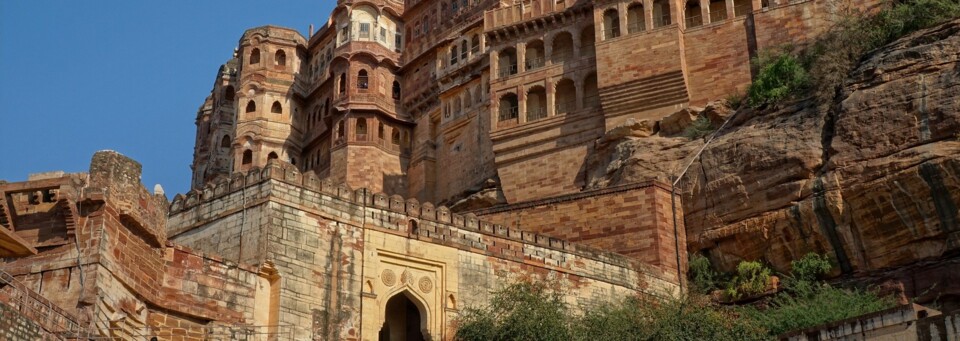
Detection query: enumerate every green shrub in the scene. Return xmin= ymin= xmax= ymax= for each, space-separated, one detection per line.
xmin=575 ymin=295 xmax=768 ymax=341
xmin=688 ymin=253 xmax=719 ymax=293
xmin=682 ymin=115 xmax=715 ymax=140
xmin=739 ymin=283 xmax=896 ymax=337
xmin=724 ymin=260 xmax=772 ymax=300
xmin=747 ymin=53 xmax=809 ymax=107
xmin=747 ymin=0 xmax=960 ymax=106
xmin=789 ymin=253 xmax=833 ymax=284
xmin=454 ymin=281 xmax=571 ymax=341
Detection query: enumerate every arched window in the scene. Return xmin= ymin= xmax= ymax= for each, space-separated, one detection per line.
xmin=242 ymin=149 xmax=253 ymax=164
xmin=378 ymin=122 xmax=385 ymax=139
xmin=551 ymin=32 xmax=574 ymax=63
xmin=220 ymin=135 xmax=231 ymax=149
xmin=339 ymin=73 xmax=346 ymax=94
xmin=654 ymin=0 xmax=672 ymax=27
xmin=603 ymin=9 xmax=621 ymax=39
xmin=391 ymin=129 xmax=400 ymax=145
xmin=249 ymin=48 xmax=261 ymax=64
xmin=337 ymin=121 xmax=345 ymax=139
xmin=450 ymin=45 xmax=459 ymax=65
xmin=271 ymin=101 xmax=282 ymax=114
xmin=709 ymin=0 xmax=727 ymax=22
xmin=358 ymin=70 xmax=369 ymax=90
xmin=246 ymin=100 xmax=257 ymax=113
xmin=498 ymin=47 xmax=517 ymax=78
xmin=628 ymin=4 xmax=646 ymax=33
xmin=392 ymin=81 xmax=401 ymax=100
xmin=580 ymin=26 xmax=596 ymax=56
xmin=498 ymin=93 xmax=519 ymax=121
xmin=471 ymin=35 xmax=480 ymax=54
xmin=461 ymin=40 xmax=468 ymax=60
xmin=525 ymin=40 xmax=545 ymax=70
xmin=224 ymin=86 xmax=235 ymax=102
xmin=555 ymin=78 xmax=576 ymax=114
xmin=526 ymin=86 xmax=547 ymax=121
xmin=685 ymin=1 xmax=703 ymax=27
xmin=356 ymin=119 xmax=367 ymax=140
xmin=275 ymin=50 xmax=286 ymax=66
xmin=268 ymin=152 xmax=278 ymax=160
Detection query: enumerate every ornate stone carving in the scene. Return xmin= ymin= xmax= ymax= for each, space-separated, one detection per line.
xmin=401 ymin=269 xmax=414 ymax=286
xmin=418 ymin=276 xmax=433 ymax=294
xmin=381 ymin=269 xmax=396 ymax=287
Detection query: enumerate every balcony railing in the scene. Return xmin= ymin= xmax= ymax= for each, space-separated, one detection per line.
xmin=603 ymin=27 xmax=621 ymax=39
xmin=627 ymin=22 xmax=646 ymax=34
xmin=710 ymin=9 xmax=728 ymax=22
xmin=526 ymin=108 xmax=547 ymax=121
xmin=498 ymin=106 xmax=518 ymax=121
xmin=498 ymin=64 xmax=518 ymax=78
xmin=654 ymin=14 xmax=672 ymax=28
xmin=525 ymin=57 xmax=544 ymax=70
xmin=484 ymin=0 xmax=577 ymax=31
xmin=584 ymin=95 xmax=600 ymax=108
xmin=685 ymin=15 xmax=703 ymax=28
xmin=734 ymin=4 xmax=753 ymax=16
xmin=555 ymin=100 xmax=576 ymax=114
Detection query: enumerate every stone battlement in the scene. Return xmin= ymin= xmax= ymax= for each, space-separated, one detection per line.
xmin=169 ymin=159 xmax=676 ymax=285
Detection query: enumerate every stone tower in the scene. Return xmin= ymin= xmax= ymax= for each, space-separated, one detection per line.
xmin=190 ymin=58 xmax=239 ymax=189
xmin=233 ymin=26 xmax=307 ymax=172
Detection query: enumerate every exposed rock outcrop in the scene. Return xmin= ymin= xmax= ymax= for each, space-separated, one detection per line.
xmin=586 ymin=20 xmax=960 ymax=299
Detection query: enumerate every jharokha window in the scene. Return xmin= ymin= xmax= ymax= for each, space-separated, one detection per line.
xmin=358 ymin=70 xmax=369 ymax=90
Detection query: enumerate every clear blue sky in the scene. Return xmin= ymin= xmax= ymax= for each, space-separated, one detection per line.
xmin=0 ymin=1 xmax=333 ymax=197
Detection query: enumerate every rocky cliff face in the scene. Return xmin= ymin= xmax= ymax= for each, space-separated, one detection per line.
xmin=585 ymin=20 xmax=960 ymax=298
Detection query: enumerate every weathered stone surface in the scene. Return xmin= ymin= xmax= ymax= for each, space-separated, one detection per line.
xmin=659 ymin=108 xmax=700 ymax=135
xmin=586 ymin=20 xmax=960 ymax=292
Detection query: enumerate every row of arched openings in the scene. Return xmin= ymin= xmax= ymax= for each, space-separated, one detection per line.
xmin=248 ymin=48 xmax=287 ymax=67
xmin=337 ymin=71 xmax=402 ymax=100
xmin=498 ymin=73 xmax=597 ymax=122
xmin=244 ymin=100 xmax=285 ymax=114
xmin=498 ymin=25 xmax=595 ymax=79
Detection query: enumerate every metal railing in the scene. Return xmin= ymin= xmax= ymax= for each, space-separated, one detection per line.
xmin=654 ymin=14 xmax=672 ymax=28
xmin=710 ymin=8 xmax=728 ymax=22
xmin=628 ymin=22 xmax=646 ymax=34
xmin=498 ymin=106 xmax=518 ymax=121
xmin=498 ymin=64 xmax=518 ymax=78
xmin=555 ymin=100 xmax=576 ymax=114
xmin=526 ymin=108 xmax=547 ymax=121
xmin=0 ymin=270 xmax=83 ymax=339
xmin=525 ymin=57 xmax=544 ymax=70
xmin=685 ymin=15 xmax=703 ymax=28
xmin=734 ymin=3 xmax=753 ymax=16
xmin=551 ymin=50 xmax=572 ymax=62
xmin=584 ymin=95 xmax=600 ymax=108
xmin=603 ymin=27 xmax=621 ymax=40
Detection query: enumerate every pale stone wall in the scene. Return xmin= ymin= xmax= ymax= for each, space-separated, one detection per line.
xmin=168 ymin=161 xmax=678 ymax=340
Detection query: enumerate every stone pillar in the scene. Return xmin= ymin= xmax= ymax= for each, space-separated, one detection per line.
xmin=518 ymin=86 xmax=527 ymax=123
xmin=546 ymin=80 xmax=556 ymax=117
xmin=752 ymin=0 xmax=761 ymax=11
xmin=544 ymin=36 xmax=553 ymax=66
xmin=644 ymin=0 xmax=654 ymax=30
xmin=572 ymin=30 xmax=581 ymax=59
xmin=490 ymin=49 xmax=499 ymax=79
xmin=575 ymin=77 xmax=584 ymax=110
xmin=726 ymin=0 xmax=736 ymax=19
xmin=700 ymin=0 xmax=711 ymax=24
xmin=619 ymin=2 xmax=628 ymax=37
xmin=517 ymin=42 xmax=526 ymax=73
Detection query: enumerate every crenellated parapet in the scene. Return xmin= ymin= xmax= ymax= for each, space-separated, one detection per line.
xmin=168 ymin=159 xmax=675 ymax=288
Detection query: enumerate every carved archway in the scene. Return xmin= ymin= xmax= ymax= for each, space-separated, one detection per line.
xmin=379 ymin=290 xmax=429 ymax=341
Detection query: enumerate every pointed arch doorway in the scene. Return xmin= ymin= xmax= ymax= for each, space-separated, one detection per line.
xmin=379 ymin=291 xmax=427 ymax=341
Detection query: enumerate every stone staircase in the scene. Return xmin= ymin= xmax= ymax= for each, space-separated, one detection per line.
xmin=0 ymin=269 xmax=83 ymax=340
xmin=599 ymin=70 xmax=689 ymax=118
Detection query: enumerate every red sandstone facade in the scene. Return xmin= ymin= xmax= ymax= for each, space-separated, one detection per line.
xmin=191 ymin=0 xmax=879 ymax=205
